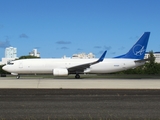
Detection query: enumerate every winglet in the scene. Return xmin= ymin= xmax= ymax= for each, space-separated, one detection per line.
xmin=98 ymin=51 xmax=107 ymax=62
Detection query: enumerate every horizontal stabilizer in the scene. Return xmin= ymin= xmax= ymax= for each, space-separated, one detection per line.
xmin=134 ymin=58 xmax=150 ymax=63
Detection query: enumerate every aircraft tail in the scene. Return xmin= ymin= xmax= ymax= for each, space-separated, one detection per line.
xmin=115 ymin=32 xmax=150 ymax=59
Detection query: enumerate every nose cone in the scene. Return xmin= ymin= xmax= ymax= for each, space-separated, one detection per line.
xmin=2 ymin=65 xmax=8 ymax=72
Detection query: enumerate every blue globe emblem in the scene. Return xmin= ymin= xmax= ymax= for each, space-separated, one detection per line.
xmin=133 ymin=44 xmax=145 ymax=56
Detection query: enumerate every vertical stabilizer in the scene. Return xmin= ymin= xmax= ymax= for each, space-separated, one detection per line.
xmin=115 ymin=32 xmax=150 ymax=59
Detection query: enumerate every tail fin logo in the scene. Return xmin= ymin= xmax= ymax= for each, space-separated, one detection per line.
xmin=133 ymin=44 xmax=145 ymax=56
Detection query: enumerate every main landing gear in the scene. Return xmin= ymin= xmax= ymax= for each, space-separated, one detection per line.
xmin=75 ymin=74 xmax=80 ymax=79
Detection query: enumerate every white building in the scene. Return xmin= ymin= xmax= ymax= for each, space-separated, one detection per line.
xmin=5 ymin=47 xmax=17 ymax=58
xmin=62 ymin=53 xmax=95 ymax=59
xmin=72 ymin=53 xmax=95 ymax=59
xmin=145 ymin=52 xmax=160 ymax=63
xmin=29 ymin=49 xmax=40 ymax=57
xmin=0 ymin=47 xmax=18 ymax=65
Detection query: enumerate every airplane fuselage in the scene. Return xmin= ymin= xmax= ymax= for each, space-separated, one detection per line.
xmin=3 ymin=58 xmax=144 ymax=75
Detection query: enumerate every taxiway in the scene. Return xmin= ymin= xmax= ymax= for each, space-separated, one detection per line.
xmin=0 ymin=77 xmax=160 ymax=89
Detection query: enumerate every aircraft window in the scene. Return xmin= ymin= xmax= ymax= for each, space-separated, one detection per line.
xmin=7 ymin=62 xmax=14 ymax=65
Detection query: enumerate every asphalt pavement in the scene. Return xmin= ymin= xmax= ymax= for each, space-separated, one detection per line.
xmin=0 ymin=89 xmax=160 ymax=120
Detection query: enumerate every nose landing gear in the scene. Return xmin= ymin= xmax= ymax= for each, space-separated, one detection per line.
xmin=16 ymin=75 xmax=20 ymax=79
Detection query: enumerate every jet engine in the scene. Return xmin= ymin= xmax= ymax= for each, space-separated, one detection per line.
xmin=53 ymin=68 xmax=68 ymax=76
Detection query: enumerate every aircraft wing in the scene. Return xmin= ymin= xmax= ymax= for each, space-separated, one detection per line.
xmin=68 ymin=51 xmax=107 ymax=73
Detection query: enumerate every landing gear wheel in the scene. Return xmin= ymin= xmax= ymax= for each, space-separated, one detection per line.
xmin=75 ymin=74 xmax=80 ymax=79
xmin=16 ymin=75 xmax=20 ymax=79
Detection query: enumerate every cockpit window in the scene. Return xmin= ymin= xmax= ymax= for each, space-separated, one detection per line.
xmin=7 ymin=61 xmax=14 ymax=65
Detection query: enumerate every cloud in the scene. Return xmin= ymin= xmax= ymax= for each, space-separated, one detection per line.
xmin=104 ymin=46 xmax=112 ymax=51
xmin=77 ymin=48 xmax=83 ymax=51
xmin=19 ymin=33 xmax=29 ymax=38
xmin=94 ymin=46 xmax=101 ymax=49
xmin=56 ymin=41 xmax=71 ymax=45
xmin=0 ymin=38 xmax=10 ymax=48
xmin=129 ymin=35 xmax=139 ymax=40
xmin=61 ymin=47 xmax=69 ymax=50
xmin=98 ymin=50 xmax=104 ymax=54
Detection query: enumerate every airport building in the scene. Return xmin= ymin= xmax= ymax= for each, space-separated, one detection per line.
xmin=144 ymin=52 xmax=160 ymax=63
xmin=72 ymin=53 xmax=95 ymax=59
xmin=62 ymin=53 xmax=95 ymax=59
xmin=29 ymin=49 xmax=40 ymax=57
xmin=5 ymin=47 xmax=17 ymax=58
xmin=0 ymin=47 xmax=18 ymax=65
xmin=0 ymin=48 xmax=41 ymax=65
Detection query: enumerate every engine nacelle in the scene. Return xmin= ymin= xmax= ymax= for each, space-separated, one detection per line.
xmin=53 ymin=68 xmax=68 ymax=76
xmin=11 ymin=73 xmax=18 ymax=75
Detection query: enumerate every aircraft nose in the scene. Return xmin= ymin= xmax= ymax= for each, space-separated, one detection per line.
xmin=2 ymin=66 xmax=8 ymax=71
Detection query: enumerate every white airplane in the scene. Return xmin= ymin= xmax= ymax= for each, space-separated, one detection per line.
xmin=3 ymin=32 xmax=150 ymax=79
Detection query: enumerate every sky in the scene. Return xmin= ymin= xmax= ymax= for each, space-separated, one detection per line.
xmin=0 ymin=0 xmax=160 ymax=59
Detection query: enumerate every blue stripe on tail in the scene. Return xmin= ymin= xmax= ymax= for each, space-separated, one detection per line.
xmin=115 ymin=32 xmax=150 ymax=59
